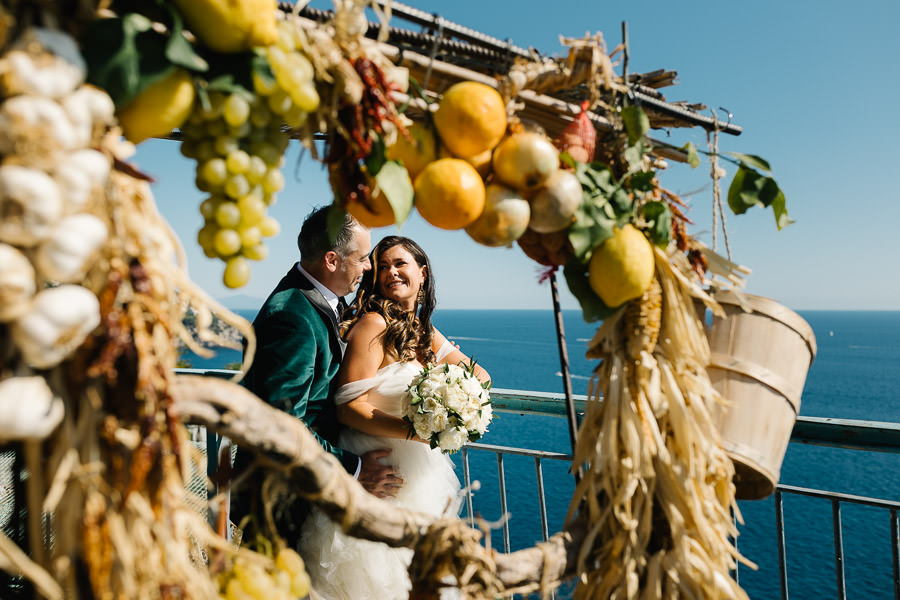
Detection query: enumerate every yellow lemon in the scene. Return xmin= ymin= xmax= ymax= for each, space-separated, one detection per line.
xmin=433 ymin=81 xmax=507 ymax=158
xmin=172 ymin=0 xmax=278 ymax=53
xmin=414 ymin=158 xmax=485 ymax=230
xmin=385 ymin=121 xmax=438 ymax=181
xmin=588 ymin=224 xmax=655 ymax=308
xmin=117 ymin=68 xmax=195 ymax=144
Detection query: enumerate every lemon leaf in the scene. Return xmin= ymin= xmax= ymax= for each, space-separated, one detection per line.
xmin=163 ymin=4 xmax=208 ymax=72
xmin=569 ymin=201 xmax=616 ymax=262
xmin=681 ymin=142 xmax=701 ymax=168
xmin=640 ymin=201 xmax=672 ymax=247
xmin=563 ymin=259 xmax=618 ymax=323
xmin=374 ymin=161 xmax=414 ymax=226
xmin=727 ymin=152 xmax=772 ymax=173
xmin=622 ymin=105 xmax=650 ymax=146
xmin=83 ymin=13 xmax=173 ymax=108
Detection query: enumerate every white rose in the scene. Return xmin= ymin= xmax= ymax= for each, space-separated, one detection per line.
xmin=430 ymin=407 xmax=449 ymax=432
xmin=438 ymin=427 xmax=468 ymax=452
xmin=413 ymin=412 xmax=433 ymax=440
xmin=423 ymin=396 xmax=442 ymax=413
xmin=460 ymin=376 xmax=483 ymax=399
xmin=444 ymin=386 xmax=467 ymax=413
xmin=460 ymin=406 xmax=479 ymax=431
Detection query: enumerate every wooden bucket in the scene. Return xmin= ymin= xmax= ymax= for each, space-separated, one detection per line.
xmin=704 ymin=291 xmax=817 ymax=500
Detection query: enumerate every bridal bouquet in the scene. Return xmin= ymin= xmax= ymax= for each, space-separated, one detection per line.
xmin=402 ymin=362 xmax=492 ymax=453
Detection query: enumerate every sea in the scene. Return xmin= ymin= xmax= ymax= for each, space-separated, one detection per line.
xmin=184 ymin=308 xmax=900 ymax=599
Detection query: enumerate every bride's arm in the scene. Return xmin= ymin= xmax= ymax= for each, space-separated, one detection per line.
xmin=432 ymin=328 xmax=491 ymax=384
xmin=336 ymin=313 xmax=426 ymax=442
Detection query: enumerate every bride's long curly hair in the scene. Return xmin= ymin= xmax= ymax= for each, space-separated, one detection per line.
xmin=341 ymin=236 xmax=436 ymax=364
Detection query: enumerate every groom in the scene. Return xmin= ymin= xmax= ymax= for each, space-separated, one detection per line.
xmin=231 ymin=206 xmax=399 ymax=547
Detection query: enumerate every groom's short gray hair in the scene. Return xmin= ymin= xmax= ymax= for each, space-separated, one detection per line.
xmin=298 ymin=206 xmax=362 ymax=264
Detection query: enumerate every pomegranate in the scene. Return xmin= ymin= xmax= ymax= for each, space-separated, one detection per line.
xmin=491 ymin=132 xmax=559 ymax=191
xmin=465 ymin=183 xmax=530 ymax=247
xmin=528 ymin=170 xmax=582 ymax=233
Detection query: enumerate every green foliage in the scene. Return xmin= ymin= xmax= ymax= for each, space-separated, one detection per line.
xmin=567 ymin=160 xmax=635 ymax=262
xmin=374 ymin=160 xmax=414 ymax=226
xmin=365 ymin=135 xmax=414 ymax=227
xmin=681 ymin=142 xmax=701 ymax=168
xmin=82 ymin=6 xmax=207 ymax=108
xmin=640 ymin=201 xmax=672 ymax=247
xmin=563 ymin=258 xmax=618 ymax=323
xmin=726 ymin=152 xmax=793 ymax=230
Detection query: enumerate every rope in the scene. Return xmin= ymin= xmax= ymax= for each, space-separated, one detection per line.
xmin=707 ymin=113 xmax=733 ymax=262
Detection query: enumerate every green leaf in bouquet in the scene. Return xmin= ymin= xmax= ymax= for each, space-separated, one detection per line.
xmin=563 ymin=258 xmax=619 ymax=323
xmin=641 ymin=201 xmax=673 ymax=247
xmin=682 ymin=141 xmax=701 ymax=168
xmin=621 ymin=105 xmax=650 ymax=146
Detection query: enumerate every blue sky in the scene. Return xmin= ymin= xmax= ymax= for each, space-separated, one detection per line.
xmin=141 ymin=0 xmax=899 ymax=311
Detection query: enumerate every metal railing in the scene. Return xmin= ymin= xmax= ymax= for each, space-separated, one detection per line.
xmin=7 ymin=374 xmax=899 ymax=598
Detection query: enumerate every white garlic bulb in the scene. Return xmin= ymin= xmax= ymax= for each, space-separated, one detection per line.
xmin=11 ymin=284 xmax=100 ymax=369
xmin=0 ymin=243 xmax=36 ymax=322
xmin=0 ymin=28 xmax=86 ymax=99
xmin=0 ymin=375 xmax=65 ymax=442
xmin=35 ymin=213 xmax=108 ymax=282
xmin=0 ymin=95 xmax=79 ymax=167
xmin=0 ymin=164 xmax=64 ymax=246
xmin=61 ymin=85 xmax=116 ymax=148
xmin=53 ymin=149 xmax=111 ymax=212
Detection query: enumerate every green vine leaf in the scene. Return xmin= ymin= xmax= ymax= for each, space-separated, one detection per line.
xmin=621 ymin=105 xmax=650 ymax=146
xmin=364 ymin=135 xmax=387 ymax=176
xmin=375 ymin=160 xmax=414 ymax=226
xmin=727 ymin=152 xmax=772 ymax=173
xmin=162 ymin=5 xmax=208 ymax=72
xmin=83 ymin=13 xmax=174 ymax=108
xmin=640 ymin=201 xmax=672 ymax=247
xmin=563 ymin=259 xmax=618 ymax=322
xmin=727 ymin=164 xmax=793 ymax=230
xmin=681 ymin=142 xmax=701 ymax=168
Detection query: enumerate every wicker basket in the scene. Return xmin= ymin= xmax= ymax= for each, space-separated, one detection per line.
xmin=704 ymin=291 xmax=817 ymax=500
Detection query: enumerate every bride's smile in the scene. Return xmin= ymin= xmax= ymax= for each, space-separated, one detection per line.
xmin=376 ymin=245 xmax=426 ymax=309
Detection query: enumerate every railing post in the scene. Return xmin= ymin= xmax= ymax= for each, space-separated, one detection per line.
xmin=775 ymin=489 xmax=790 ymax=600
xmin=461 ymin=447 xmax=475 ymax=528
xmin=832 ymin=499 xmax=846 ymax=600
xmin=496 ymin=454 xmax=510 ymax=553
xmin=548 ymin=272 xmax=580 ymax=477
xmin=891 ymin=508 xmax=899 ymax=600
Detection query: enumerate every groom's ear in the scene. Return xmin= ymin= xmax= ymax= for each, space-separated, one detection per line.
xmin=323 ymin=250 xmax=340 ymax=273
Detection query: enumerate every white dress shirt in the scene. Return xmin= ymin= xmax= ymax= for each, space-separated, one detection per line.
xmin=294 ymin=263 xmax=361 ymax=479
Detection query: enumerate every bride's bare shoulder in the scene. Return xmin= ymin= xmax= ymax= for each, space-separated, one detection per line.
xmin=347 ymin=311 xmax=387 ymax=340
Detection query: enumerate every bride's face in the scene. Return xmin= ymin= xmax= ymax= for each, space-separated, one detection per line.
xmin=376 ymin=244 xmax=426 ymax=309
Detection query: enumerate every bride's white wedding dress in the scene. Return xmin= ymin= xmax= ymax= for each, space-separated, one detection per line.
xmin=299 ymin=345 xmax=461 ymax=600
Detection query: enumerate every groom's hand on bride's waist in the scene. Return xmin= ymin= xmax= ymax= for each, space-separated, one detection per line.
xmin=358 ymin=448 xmax=404 ymax=498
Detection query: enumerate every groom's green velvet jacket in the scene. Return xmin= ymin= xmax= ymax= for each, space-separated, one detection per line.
xmin=231 ymin=265 xmax=358 ymax=546
xmin=241 ymin=265 xmax=358 ymax=473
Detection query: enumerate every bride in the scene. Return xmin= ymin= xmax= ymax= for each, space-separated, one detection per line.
xmin=299 ymin=235 xmax=490 ymax=600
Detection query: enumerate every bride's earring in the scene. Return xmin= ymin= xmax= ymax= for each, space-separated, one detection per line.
xmin=417 ymin=287 xmax=425 ymax=304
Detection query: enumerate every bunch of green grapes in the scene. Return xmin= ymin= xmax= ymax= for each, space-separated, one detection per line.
xmin=181 ymin=27 xmax=319 ymax=288
xmin=217 ymin=548 xmax=311 ymax=600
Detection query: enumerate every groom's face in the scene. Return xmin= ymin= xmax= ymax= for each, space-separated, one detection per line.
xmin=335 ymin=226 xmax=372 ymax=296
